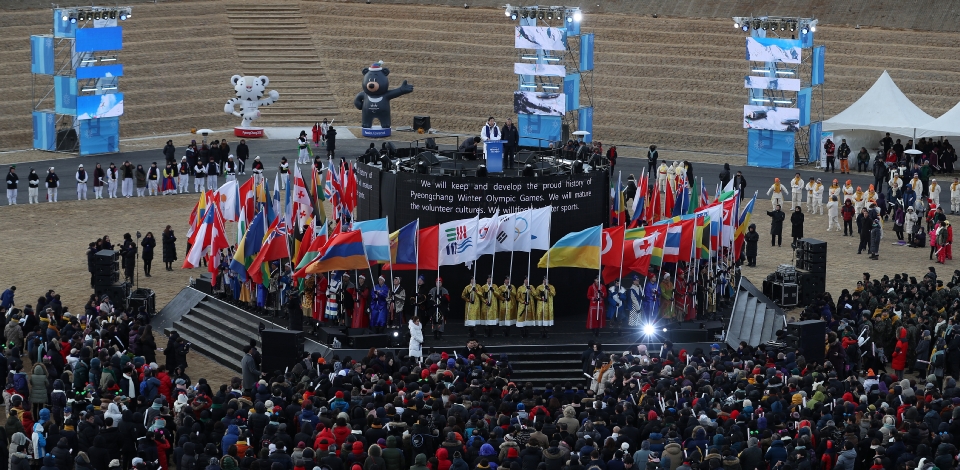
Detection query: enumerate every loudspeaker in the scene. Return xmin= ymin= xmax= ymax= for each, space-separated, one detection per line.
xmin=800 ymin=238 xmax=827 ymax=253
xmin=196 ymin=273 xmax=218 ymax=295
xmin=349 ymin=333 xmax=389 ymax=349
xmin=772 ymin=282 xmax=798 ymax=307
xmin=93 ymin=272 xmax=120 ymax=287
xmin=417 ymin=151 xmax=440 ymax=166
xmin=318 ymin=327 xmax=347 ymax=346
xmin=413 ymin=116 xmax=431 ymax=133
xmin=802 ymin=251 xmax=826 ymax=263
xmin=95 ymin=250 xmax=119 ymax=265
xmin=786 ymin=320 xmax=826 ymax=365
xmin=260 ymin=329 xmax=304 ymax=373
xmin=93 ymin=263 xmax=118 ymax=275
xmin=516 ymin=150 xmax=538 ymax=165
xmin=561 ymin=123 xmax=570 ymax=143
xmin=128 ymin=288 xmax=156 ymax=315
xmin=95 ymin=282 xmax=130 ymax=305
xmin=286 ymin=294 xmax=304 ymax=330
xmin=56 ymin=128 xmax=78 ymax=151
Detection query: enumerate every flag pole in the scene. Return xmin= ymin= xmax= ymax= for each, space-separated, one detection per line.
xmin=413 ymin=218 xmax=420 ymax=319
xmin=596 ymin=223 xmax=602 ymax=323
xmin=387 ymin=215 xmax=394 ymax=291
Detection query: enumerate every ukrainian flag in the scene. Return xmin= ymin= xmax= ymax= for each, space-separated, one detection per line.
xmin=537 ymin=225 xmax=602 ymax=269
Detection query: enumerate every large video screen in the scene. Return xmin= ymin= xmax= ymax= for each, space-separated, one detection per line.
xmin=743 ymin=105 xmax=800 ymax=132
xmin=75 ymin=26 xmax=123 ymax=52
xmin=746 ymin=37 xmax=801 ymax=64
xmin=514 ymin=63 xmax=566 ymax=77
xmin=514 ymin=91 xmax=565 ymax=115
xmin=76 ymin=64 xmax=124 ymax=80
xmin=515 ymin=26 xmax=566 ymax=51
xmin=744 ymin=75 xmax=801 ymax=91
xmin=77 ymin=93 xmax=124 ymax=120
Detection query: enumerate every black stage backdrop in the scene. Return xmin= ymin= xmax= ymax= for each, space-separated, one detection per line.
xmin=356 ymin=163 xmax=611 ymax=321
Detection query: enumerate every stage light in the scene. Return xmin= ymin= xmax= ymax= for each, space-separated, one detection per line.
xmin=537 ymin=11 xmax=544 ymax=20
xmin=801 ymin=26 xmax=808 ymax=34
xmin=62 ymin=13 xmax=69 ymax=21
xmin=110 ymin=10 xmax=117 ymax=19
xmin=752 ymin=19 xmax=761 ymax=30
xmin=789 ymin=22 xmax=796 ymax=32
xmin=780 ymin=22 xmax=786 ymax=31
xmin=643 ymin=324 xmax=655 ymax=336
xmin=662 ymin=327 xmax=668 ymax=333
xmin=120 ymin=11 xmax=128 ymax=20
xmin=78 ymin=11 xmax=85 ymax=21
xmin=810 ymin=25 xmax=816 ymax=32
xmin=70 ymin=16 xmax=77 ymax=23
xmin=505 ymin=6 xmax=511 ymax=16
xmin=392 ymin=331 xmax=399 ymax=337
xmin=566 ymin=15 xmax=572 ymax=23
xmin=742 ymin=24 xmax=749 ymax=31
xmin=547 ymin=10 xmax=553 ymax=20
xmin=573 ymin=11 xmax=582 ymax=21
xmin=94 ymin=11 xmax=101 ymax=20
xmin=761 ymin=21 xmax=768 ymax=30
xmin=511 ymin=11 xmax=518 ymax=20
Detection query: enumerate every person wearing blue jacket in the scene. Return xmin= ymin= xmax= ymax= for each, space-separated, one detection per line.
xmin=222 ymin=425 xmax=240 ymax=456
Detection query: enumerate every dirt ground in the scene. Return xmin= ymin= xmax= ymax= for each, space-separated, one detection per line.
xmin=0 ymin=185 xmax=950 ymax=381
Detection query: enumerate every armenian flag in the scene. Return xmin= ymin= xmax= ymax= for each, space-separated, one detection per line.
xmin=537 ymin=225 xmax=602 ymax=269
xmin=305 ymin=230 xmax=370 ymax=273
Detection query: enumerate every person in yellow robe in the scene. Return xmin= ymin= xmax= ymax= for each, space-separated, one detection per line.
xmin=495 ymin=276 xmax=516 ymax=336
xmin=462 ymin=277 xmax=482 ymax=337
xmin=515 ymin=277 xmax=534 ymax=338
xmin=659 ymin=273 xmax=675 ymax=321
xmin=534 ymin=277 xmax=556 ymax=338
xmin=478 ymin=274 xmax=499 ymax=338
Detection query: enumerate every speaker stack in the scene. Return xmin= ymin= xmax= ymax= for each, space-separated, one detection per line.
xmin=93 ymin=249 xmax=130 ymax=305
xmin=260 ymin=329 xmax=305 ymax=373
xmin=795 ymin=238 xmax=826 ymax=306
xmin=786 ymin=320 xmax=826 ymax=365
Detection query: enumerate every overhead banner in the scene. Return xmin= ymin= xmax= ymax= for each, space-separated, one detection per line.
xmin=746 ymin=37 xmax=801 ymax=64
xmin=797 ymin=88 xmax=812 ymax=126
xmin=30 ymin=35 xmax=54 ymax=75
xmin=515 ymin=26 xmax=566 ymax=51
xmin=580 ymin=33 xmax=594 ymax=71
xmin=514 ymin=63 xmax=566 ymax=77
xmin=77 ymin=92 xmax=124 ymax=120
xmin=744 ymin=76 xmax=801 ymax=91
xmin=743 ymin=105 xmax=800 ymax=132
xmin=517 ymin=114 xmax=562 ymax=147
xmin=564 ymin=73 xmax=580 ymax=112
xmin=578 ymin=106 xmax=594 ymax=144
xmin=514 ymin=91 xmax=565 ymax=115
xmin=54 ymin=75 xmax=77 ymax=115
xmin=75 ymin=26 xmax=123 ymax=52
xmin=53 ymin=9 xmax=77 ymax=38
xmin=808 ymin=122 xmax=823 ymax=164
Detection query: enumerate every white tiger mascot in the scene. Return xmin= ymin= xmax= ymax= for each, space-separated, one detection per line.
xmin=224 ymin=75 xmax=280 ymax=128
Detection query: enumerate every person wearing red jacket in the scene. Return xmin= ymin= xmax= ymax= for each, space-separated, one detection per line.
xmin=891 ymin=327 xmax=909 ymax=378
xmin=314 ymin=423 xmax=337 ymax=451
xmin=156 ymin=367 xmax=173 ymax=404
xmin=586 ymin=278 xmax=607 ymax=337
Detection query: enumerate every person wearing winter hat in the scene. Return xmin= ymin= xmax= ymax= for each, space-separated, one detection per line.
xmin=45 ymin=167 xmax=59 ymax=202
xmin=75 ymin=164 xmax=88 ymax=200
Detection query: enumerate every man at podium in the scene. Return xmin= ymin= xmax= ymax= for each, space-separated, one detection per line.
xmin=480 ymin=117 xmax=501 ymax=157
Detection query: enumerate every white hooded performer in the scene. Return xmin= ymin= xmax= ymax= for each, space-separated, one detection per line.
xmin=75 ymin=164 xmax=88 ymax=200
xmin=408 ymin=316 xmax=424 ymax=360
xmin=804 ymin=177 xmax=816 ymax=212
xmin=767 ymin=178 xmax=789 ymax=209
xmin=827 ymin=196 xmax=840 ymax=231
xmin=812 ymin=178 xmax=825 ymax=215
xmin=950 ymin=177 xmax=960 ymax=214
xmin=790 ymin=173 xmax=804 ymax=209
xmin=480 ymin=117 xmax=501 ymax=158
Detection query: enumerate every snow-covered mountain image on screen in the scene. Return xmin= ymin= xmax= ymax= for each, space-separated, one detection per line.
xmin=743 ymin=105 xmax=800 ymax=131
xmin=746 ymin=37 xmax=802 ymax=64
xmin=514 ymin=91 xmax=565 ymax=115
xmin=515 ymin=26 xmax=566 ymax=51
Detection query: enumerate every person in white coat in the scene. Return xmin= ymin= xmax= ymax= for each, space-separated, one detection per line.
xmin=812 ymin=178 xmax=825 ymax=215
xmin=75 ymin=164 xmax=88 ymax=200
xmin=178 ymin=157 xmax=191 ymax=193
xmin=827 ymin=196 xmax=840 ymax=231
xmin=789 ymin=173 xmax=804 ymax=209
xmin=929 ymin=178 xmax=942 ymax=208
xmin=106 ymin=164 xmax=118 ymax=198
xmin=950 ymin=177 xmax=960 ymax=214
xmin=842 ymin=180 xmax=856 ymax=204
xmin=408 ymin=316 xmax=424 ymax=360
xmin=480 ymin=117 xmax=500 ymax=158
xmin=804 ymin=177 xmax=816 ymax=212
xmin=193 ymin=161 xmax=206 ymax=193
xmin=767 ymin=178 xmax=788 ymax=209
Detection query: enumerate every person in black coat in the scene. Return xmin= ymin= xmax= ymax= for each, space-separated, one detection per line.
xmin=326 ymin=127 xmax=337 ymax=158
xmin=141 ymin=232 xmax=156 ymax=277
xmin=744 ymin=224 xmax=759 ymax=267
xmin=790 ymin=207 xmax=805 ymax=244
xmin=162 ymin=226 xmax=177 ymax=271
xmin=120 ymin=233 xmax=137 ymax=283
xmin=502 ymin=119 xmax=520 ymax=168
xmin=857 ymin=209 xmax=872 ymax=254
xmin=163 ymin=140 xmax=176 ymax=166
xmin=767 ymin=205 xmax=785 ymax=247
xmin=236 ymin=139 xmax=249 ymax=175
xmin=733 ymin=171 xmax=747 ymax=201
xmin=719 ymin=163 xmax=731 ymax=189
xmin=164 ymin=331 xmax=181 ymax=372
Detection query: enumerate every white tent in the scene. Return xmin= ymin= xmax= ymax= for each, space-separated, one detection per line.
xmin=918 ymin=101 xmax=960 ymax=138
xmin=823 ymin=70 xmax=934 ymax=138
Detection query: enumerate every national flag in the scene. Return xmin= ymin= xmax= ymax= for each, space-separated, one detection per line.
xmin=627 ymin=232 xmax=661 ymax=275
xmin=662 ymin=222 xmax=684 ymax=264
xmin=292 ymin=165 xmax=313 ymax=228
xmin=645 ymin=183 xmax=661 ymax=225
xmin=239 ymin=178 xmax=255 ymax=224
xmin=662 ymin=184 xmax=673 ymax=220
xmin=734 ymin=193 xmax=757 ymax=260
xmin=476 ymin=211 xmax=500 ymax=256
xmin=185 ymin=191 xmax=204 ymax=242
xmin=600 ymin=226 xmax=664 ymax=283
xmin=217 ymin=180 xmax=239 ymax=222
xmin=304 ymin=230 xmax=370 ymax=274
xmin=513 ymin=208 xmax=532 ymax=252
xmin=495 ymin=212 xmax=516 ymax=252
xmin=324 ymin=159 xmax=341 ymax=212
xmin=721 ymin=193 xmax=738 ymax=247
xmin=630 ymin=174 xmax=648 ymax=225
xmin=672 ymin=181 xmax=689 ymax=217
xmin=310 ymin=166 xmax=326 ymax=223
xmin=389 ymin=219 xmax=418 ymax=265
xmin=183 ymin=203 xmax=228 ymax=281
xmin=722 ymin=177 xmax=735 ymax=194
xmin=292 ymin=221 xmax=314 ymax=268
xmin=284 ymin=172 xmax=294 ymax=231
xmin=529 ymin=206 xmax=552 ymax=250
xmin=611 ymin=175 xmax=626 ymax=225
xmin=249 ymin=217 xmax=291 ymax=285
xmin=439 ymin=215 xmax=479 ymax=266
xmin=384 ymin=225 xmax=439 ymax=271
xmin=688 ymin=178 xmax=700 ymax=214
xmin=600 ymin=225 xmax=625 ymax=267
xmin=345 ymin=162 xmax=358 ymax=213
xmin=230 ymin=211 xmax=266 ymax=282
xmin=353 ymin=218 xmax=391 ymax=263
xmin=271 ymin=173 xmax=281 ymax=225
xmin=700 ymin=203 xmax=723 ymax=255
xmin=700 ymin=179 xmax=710 ymax=209
xmin=537 ymin=225 xmax=602 ymax=269
xmin=236 ymin=199 xmax=247 ymax=247
xmin=294 ymin=221 xmax=329 ymax=278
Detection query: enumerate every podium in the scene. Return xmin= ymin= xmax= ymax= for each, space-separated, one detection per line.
xmin=483 ymin=140 xmax=504 ymax=173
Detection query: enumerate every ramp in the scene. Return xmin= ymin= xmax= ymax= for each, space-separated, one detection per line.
xmin=725 ymin=276 xmax=786 ymax=348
